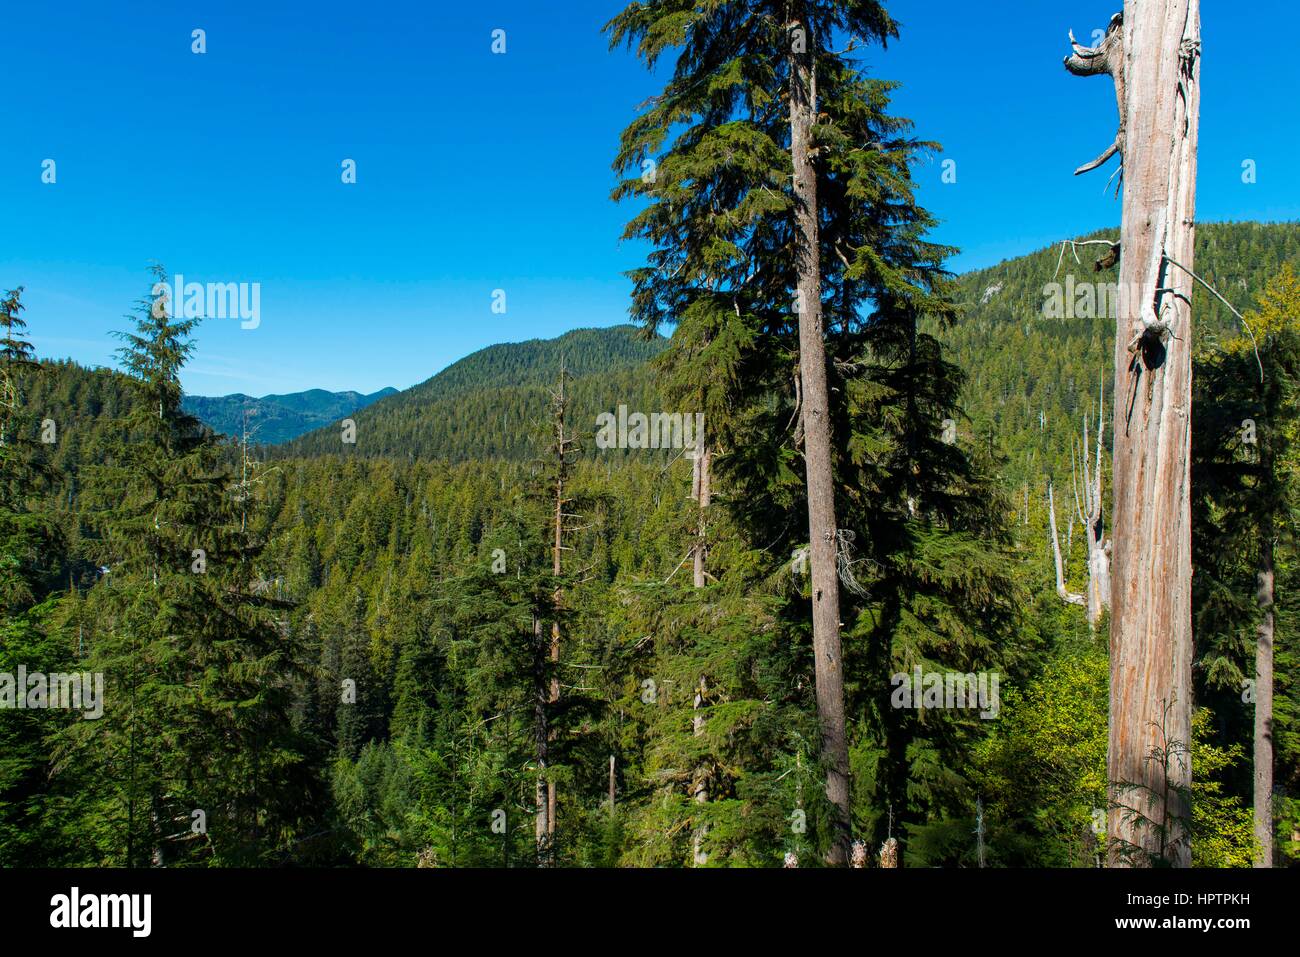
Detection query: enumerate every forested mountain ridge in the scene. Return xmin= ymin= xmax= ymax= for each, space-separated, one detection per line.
xmin=276 ymin=325 xmax=668 ymax=462
xmin=269 ymin=223 xmax=1299 ymax=474
xmin=939 ymin=220 xmax=1300 ymax=491
xmin=182 ymin=387 xmax=398 ymax=444
xmin=388 ymin=325 xmax=666 ymax=401
xmin=29 ymin=224 xmax=1299 ymax=481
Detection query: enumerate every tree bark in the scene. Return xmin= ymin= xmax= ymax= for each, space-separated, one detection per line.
xmin=692 ymin=446 xmax=710 ymax=588
xmin=1098 ymin=0 xmax=1200 ymax=867
xmin=548 ymin=525 xmax=560 ymax=844
xmin=691 ymin=441 xmax=710 ymax=864
xmin=608 ymin=754 xmax=616 ymax=814
xmin=533 ymin=611 xmax=550 ymax=863
xmin=790 ymin=19 xmax=851 ymax=866
xmin=1254 ymin=529 xmax=1274 ymax=866
xmin=691 ymin=676 xmax=708 ymax=866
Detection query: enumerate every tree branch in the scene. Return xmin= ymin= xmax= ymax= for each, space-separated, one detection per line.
xmin=1063 ymin=13 xmax=1126 ymax=177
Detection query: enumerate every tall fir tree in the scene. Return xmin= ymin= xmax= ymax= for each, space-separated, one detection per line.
xmin=610 ymin=0 xmax=1019 ymax=864
xmin=0 ymin=286 xmax=72 ymax=864
xmin=51 ymin=268 xmax=323 ymax=865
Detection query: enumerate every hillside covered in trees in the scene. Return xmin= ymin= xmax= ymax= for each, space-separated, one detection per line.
xmin=3 ymin=218 xmax=1297 ymax=868
xmin=277 ymin=327 xmax=667 ymax=463
xmin=3 ymin=0 xmax=1296 ymax=881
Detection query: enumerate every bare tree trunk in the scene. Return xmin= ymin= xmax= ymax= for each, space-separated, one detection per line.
xmin=608 ymin=754 xmax=616 ymax=814
xmin=1254 ymin=532 xmax=1275 ymax=866
xmin=691 ymin=441 xmax=711 ymax=864
xmin=548 ymin=513 xmax=560 ymax=845
xmin=691 ymin=676 xmax=708 ymax=866
xmin=1066 ymin=1 xmax=1200 ymax=867
xmin=1049 ymin=482 xmax=1086 ymax=607
xmin=533 ymin=611 xmax=550 ymax=863
xmin=692 ymin=446 xmax=710 ymax=588
xmin=790 ymin=18 xmax=851 ymax=866
xmin=686 ymin=436 xmax=717 ymax=863
xmin=1071 ymin=385 xmax=1111 ymax=628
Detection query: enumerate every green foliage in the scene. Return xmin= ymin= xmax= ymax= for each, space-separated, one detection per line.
xmin=1191 ymin=264 xmax=1300 ymax=864
xmin=6 ymin=225 xmax=1297 ymax=868
xmin=39 ymin=269 xmax=326 ymax=866
xmin=971 ymin=645 xmax=1108 ymax=867
xmin=1190 ymin=710 xmax=1258 ymax=868
xmin=973 ymin=646 xmax=1256 ymax=868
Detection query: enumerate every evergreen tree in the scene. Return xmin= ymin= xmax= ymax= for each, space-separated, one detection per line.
xmin=51 ymin=268 xmax=323 ymax=865
xmin=609 ymin=0 xmax=1018 ymax=864
xmin=0 ymin=286 xmax=59 ymax=607
xmin=1192 ymin=264 xmax=1300 ymax=866
xmin=0 ymin=287 xmax=72 ymax=864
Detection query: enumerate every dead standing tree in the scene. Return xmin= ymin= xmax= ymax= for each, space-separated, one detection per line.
xmin=690 ymin=425 xmax=711 ymax=866
xmin=535 ymin=366 xmax=582 ymax=864
xmin=1048 ymin=385 xmax=1111 ymax=627
xmin=1048 ymin=481 xmax=1086 ymax=610
xmin=1072 ymin=385 xmax=1112 ymax=626
xmin=1063 ymin=2 xmax=1200 ymax=866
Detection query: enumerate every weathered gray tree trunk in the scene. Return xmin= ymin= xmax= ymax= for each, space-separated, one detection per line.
xmin=1048 ymin=482 xmax=1087 ymax=608
xmin=533 ymin=611 xmax=550 ymax=862
xmin=1254 ymin=525 xmax=1275 ymax=866
xmin=692 ymin=444 xmax=710 ymax=588
xmin=691 ymin=676 xmax=708 ymax=866
xmin=1065 ymin=0 xmax=1200 ymax=867
xmin=790 ymin=18 xmax=851 ymax=866
xmin=690 ymin=441 xmax=711 ymax=865
xmin=691 ymin=421 xmax=712 ymax=858
xmin=686 ymin=426 xmax=713 ymax=862
xmin=1072 ymin=387 xmax=1111 ymax=628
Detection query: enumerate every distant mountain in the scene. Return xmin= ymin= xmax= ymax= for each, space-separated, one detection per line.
xmin=183 ymin=387 xmax=398 ymax=444
xmin=39 ymin=223 xmax=1298 ymax=473
xmin=277 ymin=325 xmax=668 ymax=462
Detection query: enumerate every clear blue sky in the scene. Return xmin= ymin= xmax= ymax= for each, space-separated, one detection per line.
xmin=2 ymin=0 xmax=1295 ymax=396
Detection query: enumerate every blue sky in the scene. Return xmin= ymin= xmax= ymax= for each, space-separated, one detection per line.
xmin=2 ymin=0 xmax=1295 ymax=396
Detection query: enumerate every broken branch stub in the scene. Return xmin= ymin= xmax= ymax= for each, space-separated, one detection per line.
xmin=1064 ymin=12 xmax=1125 ymax=176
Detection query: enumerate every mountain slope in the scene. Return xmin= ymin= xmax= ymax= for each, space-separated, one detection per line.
xmin=183 ymin=387 xmax=397 ymax=444
xmin=274 ymin=223 xmax=1299 ymax=469
xmin=36 ymin=224 xmax=1298 ymax=474
xmin=937 ymin=220 xmax=1300 ymax=490
xmin=277 ymin=325 xmax=668 ymax=462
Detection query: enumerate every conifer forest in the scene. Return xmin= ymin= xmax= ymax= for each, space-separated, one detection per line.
xmin=2 ymin=1 xmax=1298 ymax=927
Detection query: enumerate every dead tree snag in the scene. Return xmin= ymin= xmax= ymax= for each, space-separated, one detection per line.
xmin=1063 ymin=0 xmax=1200 ymax=867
